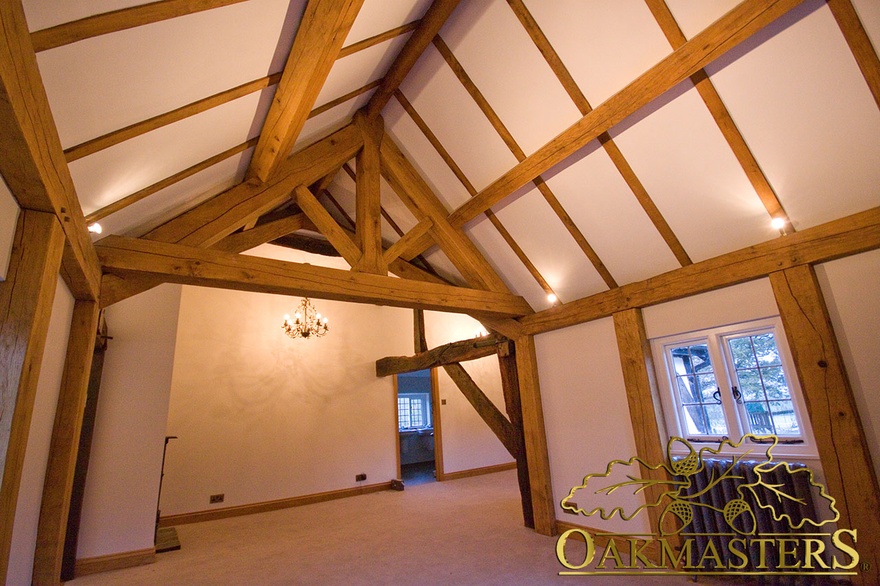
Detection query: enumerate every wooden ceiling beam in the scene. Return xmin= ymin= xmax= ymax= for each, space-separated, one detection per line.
xmin=335 ymin=165 xmax=443 ymax=275
xmin=507 ymin=0 xmax=691 ymax=267
xmin=338 ymin=21 xmax=419 ymax=59
xmin=30 ymin=0 xmax=249 ymax=52
xmin=99 ymin=125 xmax=362 ymax=307
xmin=431 ymin=37 xmax=616 ymax=292
xmin=66 ymin=75 xmax=280 ymax=163
xmin=363 ymin=0 xmax=462 ymax=118
xmin=294 ymin=185 xmax=362 ymax=266
xmin=646 ymin=0 xmax=791 ymax=227
xmin=376 ymin=334 xmax=505 ymax=377
xmin=0 ymin=0 xmax=101 ymax=300
xmin=827 ymin=0 xmax=880 ymax=112
xmin=210 ymin=212 xmax=309 ymax=254
xmin=519 ymin=205 xmax=880 ymax=335
xmin=83 ymin=78 xmax=376 ymax=224
xmin=380 ymin=135 xmax=512 ymax=294
xmin=96 ymin=235 xmax=534 ymax=317
xmin=353 ymin=113 xmax=387 ymax=274
xmin=248 ymin=0 xmax=364 ymax=183
xmin=146 ymin=124 xmax=362 ymax=246
xmin=392 ymin=89 xmax=566 ymax=298
xmin=447 ymin=0 xmax=806 ymax=230
xmin=383 ymin=218 xmax=433 ymax=265
xmin=86 ymin=138 xmax=258 ymax=223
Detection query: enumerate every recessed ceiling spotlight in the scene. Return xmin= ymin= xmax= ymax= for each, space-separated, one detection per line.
xmin=88 ymin=223 xmax=102 ymax=234
xmin=770 ymin=217 xmax=786 ymax=231
xmin=547 ymin=293 xmax=558 ymax=304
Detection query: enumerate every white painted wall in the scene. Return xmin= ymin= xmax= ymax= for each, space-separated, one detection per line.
xmin=76 ymin=284 xmax=182 ymax=559
xmin=815 ymin=250 xmax=880 ymax=482
xmin=159 ymin=245 xmax=508 ymax=516
xmin=0 ymin=176 xmax=20 ymax=281
xmin=7 ymin=278 xmax=74 ymax=586
xmin=425 ymin=311 xmax=513 ymax=474
xmin=536 ymin=317 xmax=649 ymax=534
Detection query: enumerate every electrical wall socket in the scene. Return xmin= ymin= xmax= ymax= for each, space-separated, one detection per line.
xmin=355 ymin=473 xmax=366 ymax=482
xmin=209 ymin=493 xmax=224 ymax=504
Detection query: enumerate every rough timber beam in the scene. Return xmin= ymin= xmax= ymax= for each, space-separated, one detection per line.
xmin=446 ymin=0 xmax=806 ymax=230
xmin=362 ymin=0 xmax=462 ymax=118
xmin=0 ymin=212 xmax=65 ymax=583
xmin=248 ymin=0 xmax=364 ymax=182
xmin=771 ymin=266 xmax=880 ymax=586
xmin=96 ymin=236 xmax=533 ymax=318
xmin=100 ymin=125 xmax=363 ymax=307
xmin=376 ymin=335 xmax=505 ymax=377
xmin=442 ymin=363 xmax=518 ymax=456
xmin=380 ymin=135 xmax=512 ymax=294
xmin=520 ymin=205 xmax=880 ymax=335
xmin=147 ymin=124 xmax=362 ymax=247
xmin=0 ymin=0 xmax=101 ymax=300
xmin=353 ymin=113 xmax=387 ymax=274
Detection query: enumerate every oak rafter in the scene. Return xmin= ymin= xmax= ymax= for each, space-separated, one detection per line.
xmin=249 ymin=0 xmax=364 ymax=182
xmin=445 ymin=0 xmax=806 ymax=232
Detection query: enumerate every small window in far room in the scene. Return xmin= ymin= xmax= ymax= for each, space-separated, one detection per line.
xmin=652 ymin=318 xmax=814 ymax=456
xmin=398 ymin=394 xmax=431 ymax=430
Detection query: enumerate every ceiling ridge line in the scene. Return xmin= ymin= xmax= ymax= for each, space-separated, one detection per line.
xmin=429 ymin=34 xmax=618 ymax=289
xmin=505 ymin=0 xmax=692 ymax=268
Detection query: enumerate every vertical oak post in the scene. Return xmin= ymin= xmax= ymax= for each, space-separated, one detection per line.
xmin=612 ymin=309 xmax=678 ymax=539
xmin=513 ymin=335 xmax=556 ymax=535
xmin=0 ymin=210 xmax=65 ymax=582
xmin=497 ymin=341 xmax=534 ymax=528
xmin=354 ymin=113 xmax=387 ymax=275
xmin=32 ymin=301 xmax=100 ymax=585
xmin=770 ymin=265 xmax=879 ymax=585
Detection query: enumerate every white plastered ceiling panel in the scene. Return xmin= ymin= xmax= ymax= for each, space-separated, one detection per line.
xmin=439 ymin=0 xmax=582 ymax=156
xmin=33 ymin=0 xmax=293 ymax=148
xmin=701 ymin=1 xmax=880 ymax=230
xmin=398 ymin=46 xmax=519 ymax=192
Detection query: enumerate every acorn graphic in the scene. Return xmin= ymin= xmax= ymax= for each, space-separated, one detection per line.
xmin=723 ymin=499 xmax=756 ymax=535
xmin=659 ymin=499 xmax=693 ymax=535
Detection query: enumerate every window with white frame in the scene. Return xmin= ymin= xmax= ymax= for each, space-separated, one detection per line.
xmin=398 ymin=394 xmax=431 ymax=430
xmin=652 ymin=318 xmax=814 ymax=455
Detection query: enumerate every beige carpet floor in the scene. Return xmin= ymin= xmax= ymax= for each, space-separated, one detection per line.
xmin=69 ymin=470 xmax=728 ymax=585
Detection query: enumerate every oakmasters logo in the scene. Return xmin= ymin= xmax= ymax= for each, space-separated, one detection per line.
xmin=555 ymin=435 xmax=860 ymax=578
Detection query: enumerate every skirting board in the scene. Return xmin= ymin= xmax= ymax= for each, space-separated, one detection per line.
xmin=438 ymin=461 xmax=516 ymax=481
xmin=160 ymin=481 xmax=393 ymax=527
xmin=75 ymin=547 xmax=155 ymax=577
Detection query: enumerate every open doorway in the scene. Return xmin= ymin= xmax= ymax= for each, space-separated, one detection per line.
xmin=395 ymin=369 xmax=443 ymax=486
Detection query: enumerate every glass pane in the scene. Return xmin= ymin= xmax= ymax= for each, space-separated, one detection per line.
xmin=752 ymin=333 xmax=781 ymax=366
xmin=728 ymin=337 xmax=756 ymax=369
xmin=737 ymin=369 xmax=765 ymax=401
xmin=704 ymin=404 xmax=728 ymax=435
xmin=689 ymin=345 xmax=712 ymax=373
xmin=744 ymin=402 xmax=773 ymax=435
xmin=676 ymin=375 xmax=699 ymax=404
xmin=682 ymin=404 xmax=707 ymax=435
xmin=770 ymin=401 xmax=800 ymax=435
xmin=697 ymin=374 xmax=718 ymax=402
xmin=762 ymin=366 xmax=790 ymax=399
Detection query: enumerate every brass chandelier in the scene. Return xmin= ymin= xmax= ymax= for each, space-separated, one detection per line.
xmin=282 ymin=298 xmax=329 ymax=339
